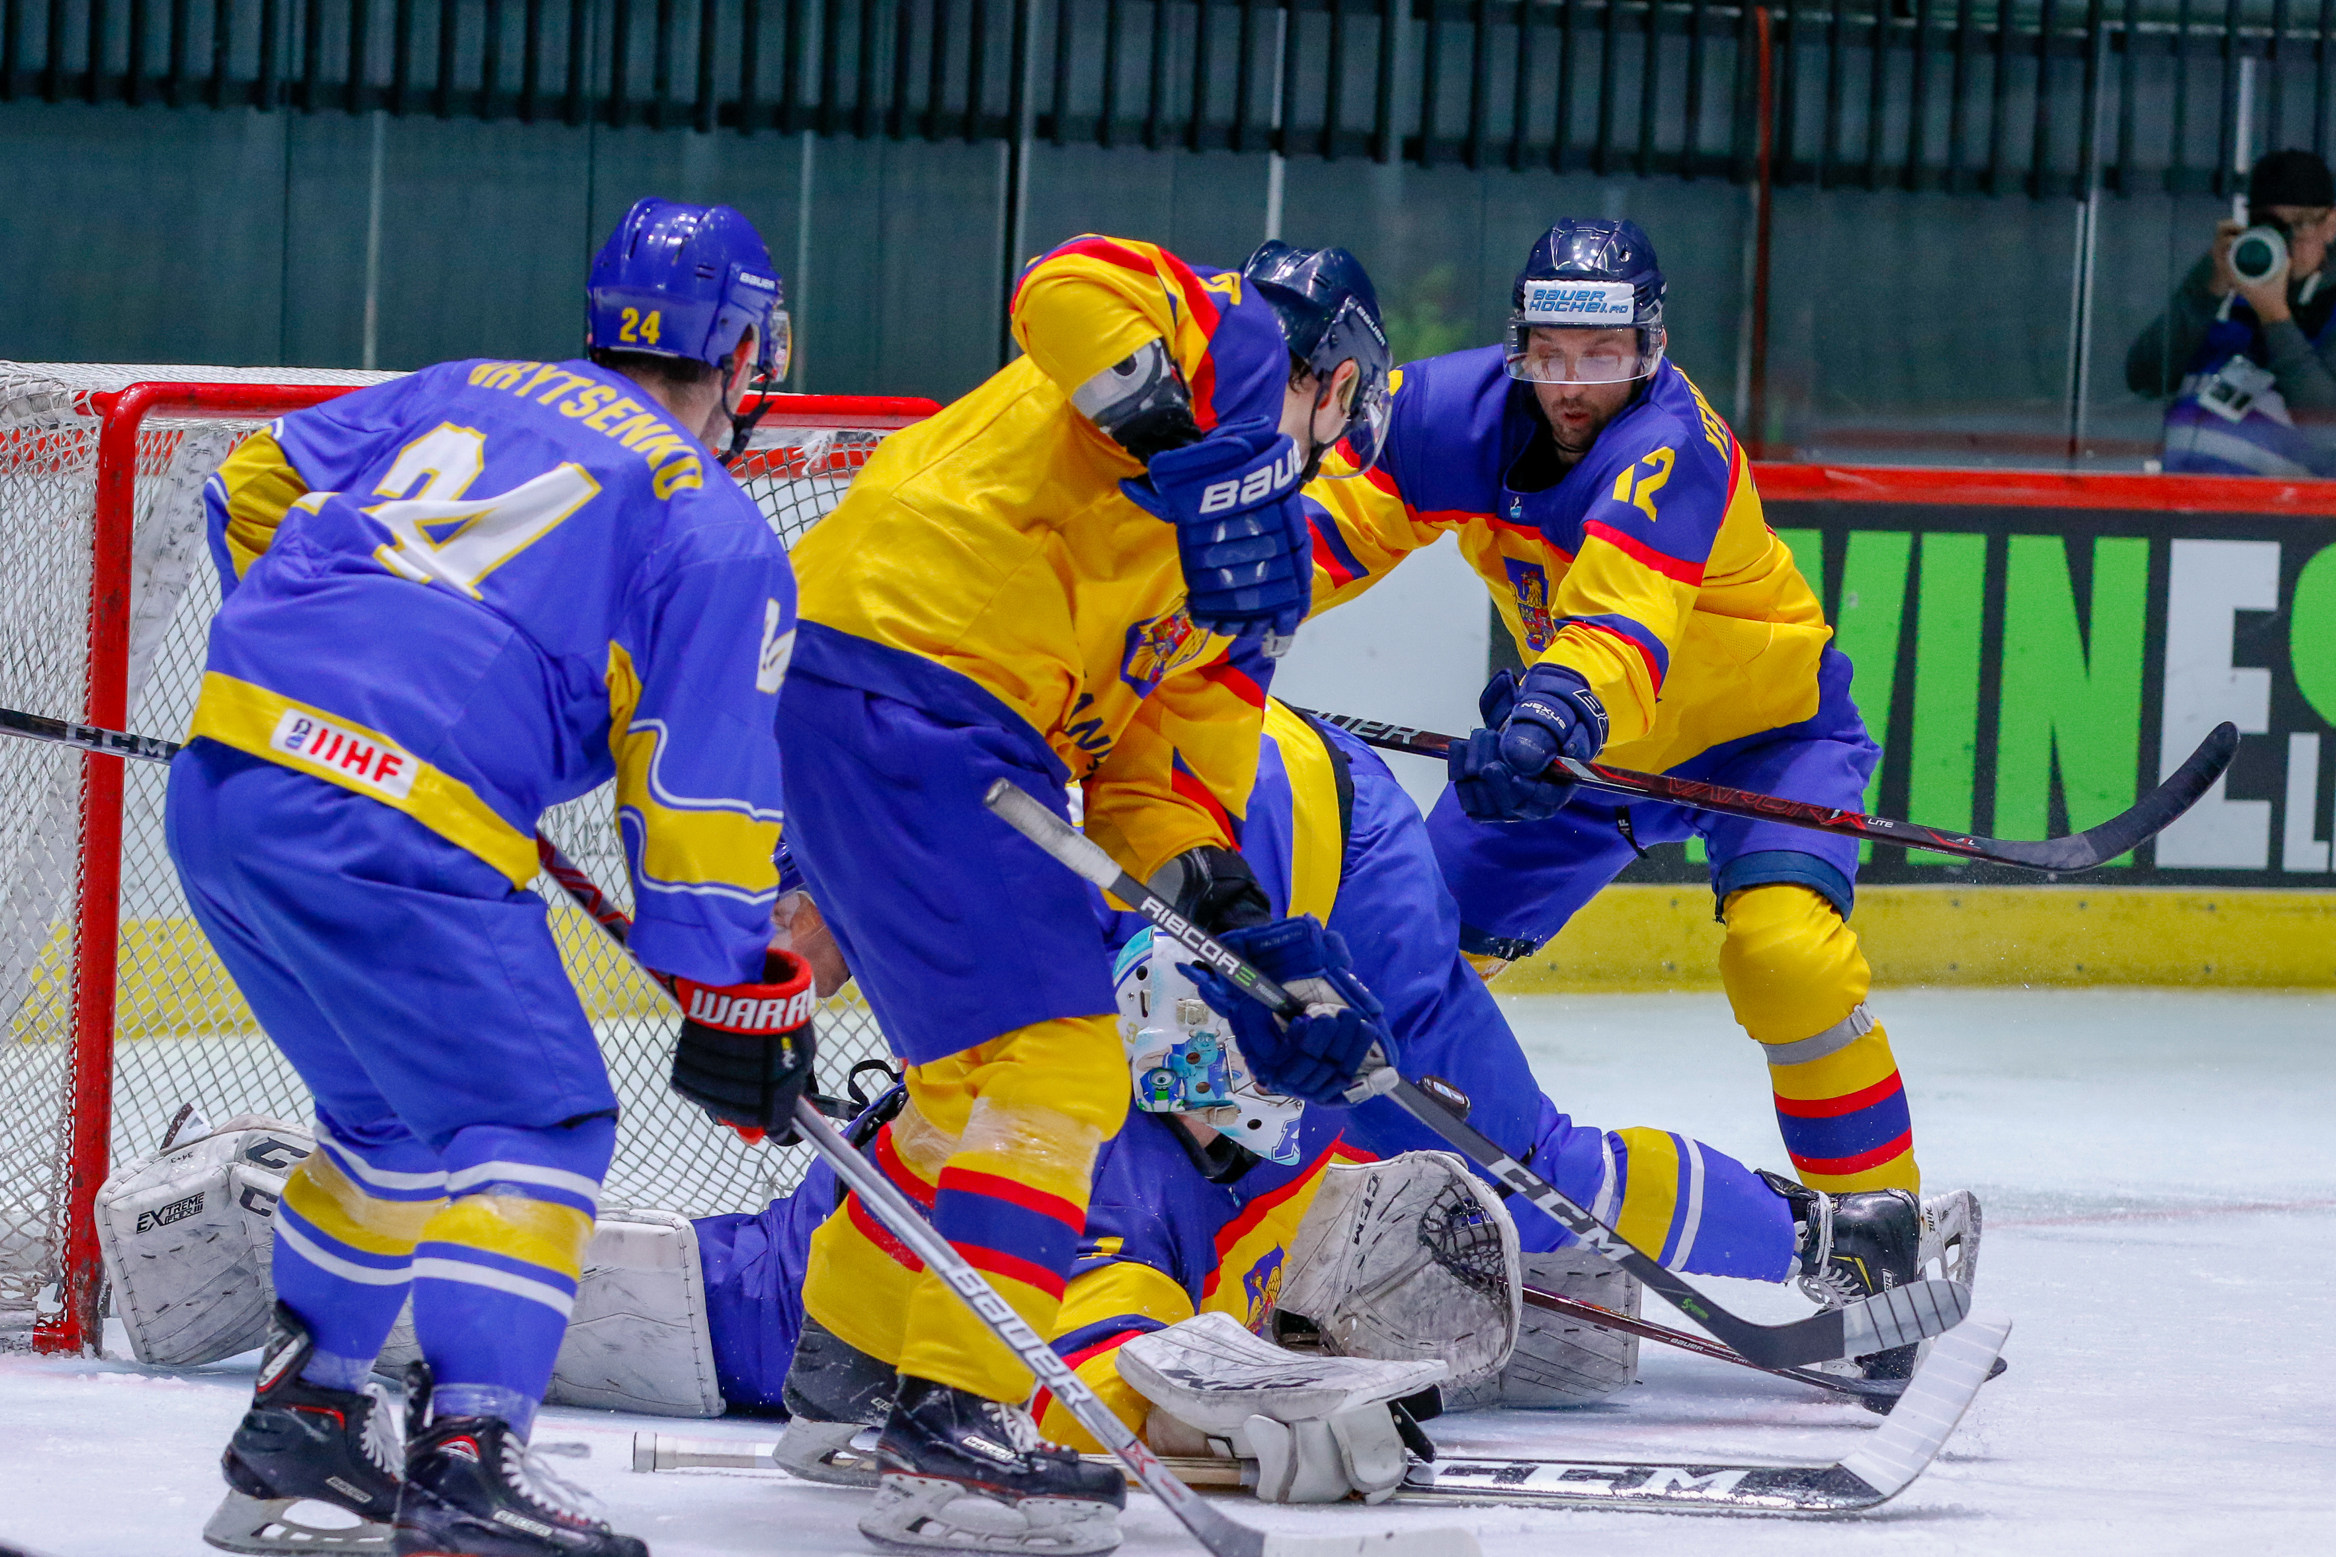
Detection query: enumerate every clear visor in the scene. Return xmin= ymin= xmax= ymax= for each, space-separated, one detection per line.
xmin=1322 ymin=385 xmax=1392 ymax=479
xmin=1503 ymin=319 xmax=1665 ymax=385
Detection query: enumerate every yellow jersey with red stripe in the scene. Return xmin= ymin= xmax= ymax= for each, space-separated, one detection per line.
xmin=1304 ymin=347 xmax=1828 ymax=775
xmin=787 ymin=235 xmax=1295 ymax=877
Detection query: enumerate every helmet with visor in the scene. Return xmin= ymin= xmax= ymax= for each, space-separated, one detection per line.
xmin=1503 ymin=218 xmax=1668 ymax=387
xmin=1242 ymin=240 xmax=1395 ymax=477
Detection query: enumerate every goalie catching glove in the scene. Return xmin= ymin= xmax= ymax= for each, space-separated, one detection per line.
xmin=1183 ymin=915 xmax=1397 ymax=1108
xmin=668 ymin=949 xmax=819 ymax=1144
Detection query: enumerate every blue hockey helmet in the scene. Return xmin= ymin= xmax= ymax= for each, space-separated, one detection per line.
xmin=1243 ymin=240 xmax=1395 ymax=477
xmin=1504 ymin=218 xmax=1667 ymax=386
xmin=587 ymin=198 xmax=791 ymax=384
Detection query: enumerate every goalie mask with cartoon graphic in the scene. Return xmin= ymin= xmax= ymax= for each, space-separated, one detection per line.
xmin=1113 ymin=926 xmax=1305 ymax=1166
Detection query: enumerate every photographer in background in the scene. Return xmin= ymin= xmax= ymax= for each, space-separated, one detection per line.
xmin=2128 ymin=149 xmax=2336 ymax=477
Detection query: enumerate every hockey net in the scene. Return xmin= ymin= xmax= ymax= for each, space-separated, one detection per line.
xmin=0 ymin=363 xmax=932 ymax=1349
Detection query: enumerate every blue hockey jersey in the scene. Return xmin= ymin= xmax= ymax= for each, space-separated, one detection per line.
xmin=192 ymin=356 xmax=793 ymax=985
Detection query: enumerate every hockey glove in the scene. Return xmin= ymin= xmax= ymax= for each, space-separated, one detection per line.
xmin=1449 ymin=663 xmax=1608 ymax=823
xmin=1183 ymin=916 xmax=1398 ymax=1109
xmin=669 ymin=950 xmax=819 ymax=1145
xmin=1147 ymin=844 xmax=1275 ymax=934
xmin=1120 ymin=417 xmax=1312 ymax=653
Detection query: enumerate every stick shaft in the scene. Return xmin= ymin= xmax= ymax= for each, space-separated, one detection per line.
xmin=1294 ymin=705 xmax=2235 ymax=873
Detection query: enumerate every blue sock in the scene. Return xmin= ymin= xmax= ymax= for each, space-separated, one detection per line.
xmin=430 ymin=1382 xmax=538 ymax=1441
xmin=298 ymin=1348 xmax=374 ymax=1393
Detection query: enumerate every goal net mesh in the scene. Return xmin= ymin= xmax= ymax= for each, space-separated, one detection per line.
xmin=0 ymin=363 xmax=911 ymax=1335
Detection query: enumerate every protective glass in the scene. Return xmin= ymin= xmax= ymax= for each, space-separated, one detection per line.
xmin=1502 ymin=319 xmax=1667 ymax=384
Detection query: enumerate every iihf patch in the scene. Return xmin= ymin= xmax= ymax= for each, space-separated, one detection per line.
xmin=267 ymin=708 xmax=419 ymax=799
xmin=1518 ymin=280 xmax=1636 ymax=323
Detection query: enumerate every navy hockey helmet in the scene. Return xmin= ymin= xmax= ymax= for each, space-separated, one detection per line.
xmin=1505 ymin=218 xmax=1668 ymax=386
xmin=1243 ymin=240 xmax=1395 ymax=476
xmin=587 ymin=198 xmax=791 ymax=385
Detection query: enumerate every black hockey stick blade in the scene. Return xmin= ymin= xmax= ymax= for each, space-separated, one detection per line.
xmin=0 ymin=703 xmax=183 ymax=764
xmin=1294 ymin=706 xmax=2240 ymax=874
xmin=1403 ymin=1317 xmax=2009 ymax=1515
xmin=980 ymin=778 xmax=1971 ymax=1370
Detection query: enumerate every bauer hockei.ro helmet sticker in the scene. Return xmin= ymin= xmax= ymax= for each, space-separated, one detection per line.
xmin=1519 ymin=281 xmax=1638 ymax=324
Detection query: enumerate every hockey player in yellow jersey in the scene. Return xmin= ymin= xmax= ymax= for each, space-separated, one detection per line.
xmin=1302 ymin=220 xmax=1928 ymax=1390
xmin=779 ymin=235 xmax=1391 ymax=1553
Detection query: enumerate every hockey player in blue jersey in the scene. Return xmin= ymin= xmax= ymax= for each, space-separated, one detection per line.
xmin=173 ymin=198 xmax=814 ymax=1557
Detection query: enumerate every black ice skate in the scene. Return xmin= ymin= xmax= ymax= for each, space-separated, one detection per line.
xmin=393 ymin=1364 xmax=646 ymax=1557
xmin=771 ymin=1315 xmax=897 ymax=1487
xmin=203 ymin=1302 xmax=401 ymax=1554
xmin=860 ymin=1375 xmax=1126 ymax=1556
xmin=1763 ymin=1172 xmax=1986 ymax=1410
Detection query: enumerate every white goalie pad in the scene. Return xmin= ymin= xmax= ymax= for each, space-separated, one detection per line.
xmin=96 ymin=1116 xmax=314 ymax=1366
xmin=1118 ymin=1311 xmax=1445 ymax=1504
xmin=1473 ymin=1247 xmax=1642 ymax=1409
xmin=1273 ymin=1152 xmax=1522 ymax=1394
xmin=544 ymin=1208 xmax=724 ymax=1418
xmin=383 ymin=1209 xmax=725 ymax=1417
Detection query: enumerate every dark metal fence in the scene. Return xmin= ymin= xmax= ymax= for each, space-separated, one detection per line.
xmin=1 ymin=2 xmax=2330 ymax=195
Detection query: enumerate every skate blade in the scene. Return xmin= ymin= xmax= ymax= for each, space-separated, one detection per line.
xmin=859 ymin=1474 xmax=1121 ymax=1555
xmin=773 ymin=1419 xmax=884 ymax=1487
xmin=202 ymin=1490 xmax=393 ymax=1554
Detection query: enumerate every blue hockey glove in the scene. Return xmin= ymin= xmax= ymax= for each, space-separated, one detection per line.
xmin=1181 ymin=916 xmax=1398 ymax=1109
xmin=1448 ymin=663 xmax=1608 ymax=823
xmin=1121 ymin=417 xmax=1312 ymax=650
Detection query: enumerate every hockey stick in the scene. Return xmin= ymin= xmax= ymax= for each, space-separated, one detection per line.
xmin=635 ymin=1310 xmax=2010 ymax=1516
xmin=982 ymin=779 xmax=1969 ymax=1371
xmin=0 ymin=703 xmax=185 ymax=764
xmin=523 ymin=830 xmax=1474 ymax=1557
xmin=1289 ymin=706 xmax=2241 ymax=874
xmin=1522 ymin=1283 xmax=2006 ymax=1406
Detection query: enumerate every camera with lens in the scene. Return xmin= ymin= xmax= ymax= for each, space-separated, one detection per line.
xmin=2230 ymin=215 xmax=2294 ymax=287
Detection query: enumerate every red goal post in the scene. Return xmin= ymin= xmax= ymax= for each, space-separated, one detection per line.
xmin=0 ymin=364 xmax=935 ymax=1355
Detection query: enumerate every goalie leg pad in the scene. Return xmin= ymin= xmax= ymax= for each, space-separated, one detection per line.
xmin=544 ymin=1208 xmax=725 ymax=1417
xmin=1272 ymin=1151 xmax=1522 ymax=1393
xmin=1490 ymin=1248 xmax=1641 ymax=1409
xmin=96 ymin=1116 xmax=316 ymax=1367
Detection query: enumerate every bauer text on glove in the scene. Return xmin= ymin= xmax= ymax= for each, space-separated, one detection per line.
xmin=1120 ymin=416 xmax=1313 ymax=648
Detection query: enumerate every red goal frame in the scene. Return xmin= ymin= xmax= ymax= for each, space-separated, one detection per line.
xmin=36 ymin=380 xmax=936 ymax=1355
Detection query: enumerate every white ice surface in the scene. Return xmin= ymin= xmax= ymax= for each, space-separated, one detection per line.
xmin=4 ymin=988 xmax=2331 ymax=1556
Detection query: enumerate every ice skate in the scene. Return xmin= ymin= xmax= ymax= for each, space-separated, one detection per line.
xmin=393 ymin=1365 xmax=646 ymax=1557
xmin=858 ymin=1376 xmax=1125 ymax=1555
xmin=203 ymin=1302 xmax=401 ymax=1554
xmin=773 ymin=1315 xmax=895 ymax=1487
xmin=1766 ymin=1172 xmax=1985 ymax=1400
